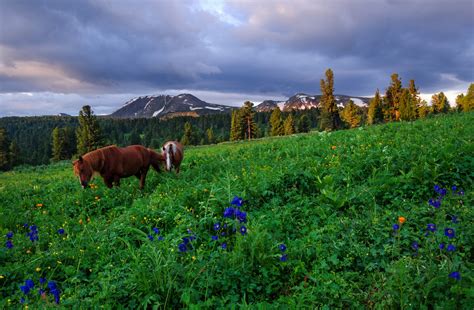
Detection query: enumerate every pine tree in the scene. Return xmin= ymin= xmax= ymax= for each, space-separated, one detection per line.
xmin=341 ymin=100 xmax=361 ymax=128
xmin=51 ymin=127 xmax=65 ymax=162
xmin=283 ymin=114 xmax=296 ymax=135
xmin=269 ymin=108 xmax=284 ymax=136
xmin=76 ymin=105 xmax=103 ymax=155
xmin=408 ymin=79 xmax=421 ymax=119
xmin=9 ymin=140 xmax=20 ymax=168
xmin=417 ymin=100 xmax=430 ymax=118
xmin=129 ymin=130 xmax=141 ymax=145
xmin=0 ymin=127 xmax=11 ymax=171
xmin=206 ymin=127 xmax=214 ymax=144
xmin=319 ymin=68 xmax=341 ymax=131
xmin=297 ymin=114 xmax=311 ymax=133
xmin=62 ymin=127 xmax=77 ymax=158
xmin=399 ymin=89 xmax=416 ymax=121
xmin=431 ymin=92 xmax=450 ymax=114
xmin=456 ymin=94 xmax=465 ymax=112
xmin=181 ymin=122 xmax=193 ymax=145
xmin=240 ymin=101 xmax=258 ymax=140
xmin=458 ymin=83 xmax=474 ymax=112
xmin=367 ymin=89 xmax=384 ymax=125
xmin=230 ymin=110 xmax=243 ymax=141
xmin=383 ymin=73 xmax=403 ymax=121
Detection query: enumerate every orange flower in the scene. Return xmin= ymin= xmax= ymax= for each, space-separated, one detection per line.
xmin=398 ymin=216 xmax=406 ymax=224
xmin=36 ymin=203 xmax=43 ymax=207
xmin=79 ymin=219 xmax=83 ymax=225
xmin=331 ymin=145 xmax=337 ymax=150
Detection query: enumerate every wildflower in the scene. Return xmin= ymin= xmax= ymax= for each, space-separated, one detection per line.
xmin=427 ymin=223 xmax=436 ymax=232
xmin=36 ymin=203 xmax=43 ymax=207
xmin=6 ymin=231 xmax=13 ymax=239
xmin=331 ymin=145 xmax=336 ymax=150
xmin=449 ymin=271 xmax=461 ymax=281
xmin=439 ymin=243 xmax=445 ymax=250
xmin=28 ymin=225 xmax=39 ymax=242
xmin=213 ymin=223 xmax=221 ymax=231
xmin=398 ymin=217 xmax=406 ymax=224
xmin=235 ymin=210 xmax=247 ymax=223
xmin=223 ymin=207 xmax=235 ymax=218
xmin=20 ymin=285 xmax=30 ymax=295
xmin=221 ymin=231 xmax=226 ymax=236
xmin=48 ymin=281 xmax=60 ymax=304
xmin=157 ymin=236 xmax=164 ymax=241
xmin=221 ymin=243 xmax=227 ymax=250
xmin=6 ymin=240 xmax=13 ymax=249
xmin=447 ymin=244 xmax=456 ymax=252
xmin=47 ymin=281 xmax=57 ymax=290
xmin=279 ymin=244 xmax=287 ymax=252
xmin=444 ymin=228 xmax=455 ymax=239
xmin=178 ymin=243 xmax=187 ymax=252
xmin=439 ymin=188 xmax=447 ymax=197
xmin=23 ymin=223 xmax=28 ymax=228
xmin=451 ymin=185 xmax=457 ymax=191
xmin=148 ymin=235 xmax=154 ymax=241
xmin=411 ymin=242 xmax=419 ymax=250
xmin=57 ymin=228 xmax=65 ymax=235
xmin=152 ymin=227 xmax=160 ymax=234
xmin=20 ymin=298 xmax=25 ymax=304
xmin=240 ymin=226 xmax=247 ymax=235
xmin=231 ymin=196 xmax=244 ymax=207
xmin=434 ymin=185 xmax=440 ymax=192
xmin=428 ymin=199 xmax=441 ymax=208
xmin=35 ymin=267 xmax=41 ymax=272
xmin=38 ymin=288 xmax=44 ymax=296
xmin=211 ymin=235 xmax=218 ymax=241
xmin=458 ymin=190 xmax=464 ymax=196
xmin=392 ymin=224 xmax=399 ymax=230
xmin=183 ymin=237 xmax=190 ymax=245
xmin=39 ymin=278 xmax=46 ymax=285
xmin=280 ymin=254 xmax=288 ymax=262
xmin=25 ymin=279 xmax=34 ymax=289
xmin=451 ymin=215 xmax=458 ymax=224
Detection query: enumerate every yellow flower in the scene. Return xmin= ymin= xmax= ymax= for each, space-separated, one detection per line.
xmin=192 ymin=256 xmax=196 ymax=261
xmin=398 ymin=216 xmax=406 ymax=224
xmin=331 ymin=145 xmax=337 ymax=150
xmin=57 ymin=260 xmax=62 ymax=264
xmin=0 ymin=275 xmax=4 ymax=279
xmin=35 ymin=267 xmax=41 ymax=272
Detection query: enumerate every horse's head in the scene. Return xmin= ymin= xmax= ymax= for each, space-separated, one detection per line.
xmin=162 ymin=145 xmax=173 ymax=172
xmin=73 ymin=156 xmax=93 ymax=189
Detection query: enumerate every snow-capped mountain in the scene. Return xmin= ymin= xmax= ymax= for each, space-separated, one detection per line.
xmin=255 ymin=93 xmax=370 ymax=112
xmin=110 ymin=94 xmax=234 ymax=118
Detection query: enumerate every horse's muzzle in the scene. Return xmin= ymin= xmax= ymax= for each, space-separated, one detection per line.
xmin=81 ymin=181 xmax=88 ymax=188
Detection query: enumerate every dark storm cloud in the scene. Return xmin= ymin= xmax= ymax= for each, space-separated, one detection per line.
xmin=0 ymin=0 xmax=472 ymax=116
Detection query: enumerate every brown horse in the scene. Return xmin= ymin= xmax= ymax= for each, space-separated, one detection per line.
xmin=162 ymin=141 xmax=184 ymax=173
xmin=73 ymin=145 xmax=164 ymax=189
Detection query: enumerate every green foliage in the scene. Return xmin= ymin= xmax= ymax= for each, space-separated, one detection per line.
xmin=230 ymin=110 xmax=243 ymax=141
xmin=319 ymin=68 xmax=342 ymax=131
xmin=283 ymin=114 xmax=296 ymax=135
xmin=383 ymin=73 xmax=403 ymax=121
xmin=432 ymin=92 xmax=450 ymax=114
xmin=0 ymin=127 xmax=11 ymax=170
xmin=270 ymin=108 xmax=284 ymax=136
xmin=297 ymin=114 xmax=311 ymax=133
xmin=206 ymin=127 xmax=215 ymax=144
xmin=181 ymin=122 xmax=193 ymax=146
xmin=341 ymin=100 xmax=362 ymax=128
xmin=76 ymin=105 xmax=103 ymax=155
xmin=399 ymin=89 xmax=417 ymax=121
xmin=240 ymin=101 xmax=258 ymax=140
xmin=1 ymin=112 xmax=473 ymax=308
xmin=456 ymin=83 xmax=474 ymax=112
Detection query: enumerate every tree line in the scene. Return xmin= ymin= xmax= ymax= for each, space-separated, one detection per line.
xmin=0 ymin=73 xmax=472 ymax=171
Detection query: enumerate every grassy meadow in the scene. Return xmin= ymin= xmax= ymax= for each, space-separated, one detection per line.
xmin=1 ymin=112 xmax=473 ymax=308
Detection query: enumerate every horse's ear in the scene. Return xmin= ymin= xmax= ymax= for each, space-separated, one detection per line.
xmin=162 ymin=147 xmax=165 ymax=151
xmin=78 ymin=156 xmax=83 ymax=162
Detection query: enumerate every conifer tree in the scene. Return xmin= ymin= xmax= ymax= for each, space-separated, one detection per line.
xmin=9 ymin=140 xmax=20 ymax=168
xmin=399 ymin=89 xmax=416 ymax=121
xmin=230 ymin=110 xmax=243 ymax=141
xmin=206 ymin=127 xmax=214 ymax=144
xmin=0 ymin=127 xmax=11 ymax=170
xmin=456 ymin=94 xmax=465 ymax=112
xmin=283 ymin=114 xmax=296 ymax=135
xmin=269 ymin=108 xmax=284 ymax=136
xmin=51 ymin=127 xmax=65 ymax=162
xmin=417 ymin=100 xmax=430 ymax=118
xmin=431 ymin=92 xmax=450 ymax=114
xmin=76 ymin=105 xmax=103 ymax=155
xmin=62 ymin=127 xmax=77 ymax=158
xmin=319 ymin=68 xmax=341 ymax=131
xmin=129 ymin=130 xmax=141 ymax=145
xmin=383 ymin=73 xmax=403 ymax=121
xmin=181 ymin=122 xmax=193 ymax=145
xmin=297 ymin=114 xmax=311 ymax=133
xmin=457 ymin=83 xmax=474 ymax=112
xmin=367 ymin=89 xmax=384 ymax=125
xmin=240 ymin=101 xmax=258 ymax=140
xmin=341 ymin=100 xmax=361 ymax=128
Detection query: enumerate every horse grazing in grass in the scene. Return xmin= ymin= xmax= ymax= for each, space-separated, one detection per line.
xmin=73 ymin=145 xmax=164 ymax=189
xmin=162 ymin=141 xmax=184 ymax=173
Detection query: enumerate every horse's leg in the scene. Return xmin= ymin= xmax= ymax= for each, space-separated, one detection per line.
xmin=113 ymin=175 xmax=121 ymax=187
xmin=139 ymin=168 xmax=149 ymax=189
xmin=175 ymin=164 xmax=180 ymax=174
xmin=103 ymin=176 xmax=113 ymax=188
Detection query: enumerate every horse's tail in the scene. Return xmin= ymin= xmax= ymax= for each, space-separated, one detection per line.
xmin=148 ymin=148 xmax=164 ymax=172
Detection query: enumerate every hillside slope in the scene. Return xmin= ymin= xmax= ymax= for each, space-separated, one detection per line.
xmin=0 ymin=113 xmax=473 ymax=308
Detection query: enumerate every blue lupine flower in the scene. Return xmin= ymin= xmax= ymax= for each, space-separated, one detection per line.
xmin=158 ymin=236 xmax=164 ymax=241
xmin=439 ymin=188 xmax=447 ymax=197
xmin=23 ymin=223 xmax=28 ymax=228
xmin=221 ymin=243 xmax=227 ymax=250
xmin=28 ymin=225 xmax=39 ymax=242
xmin=51 ymin=288 xmax=60 ymax=304
xmin=30 ymin=225 xmax=37 ymax=232
xmin=39 ymin=277 xmax=46 ymax=285
xmin=182 ymin=237 xmax=190 ymax=245
xmin=6 ymin=231 xmax=13 ymax=239
xmin=178 ymin=243 xmax=187 ymax=252
xmin=280 ymin=254 xmax=288 ymax=262
xmin=38 ymin=288 xmax=44 ymax=295
xmin=148 ymin=234 xmax=154 ymax=241
xmin=57 ymin=228 xmax=65 ymax=235
xmin=187 ymin=229 xmax=193 ymax=234
xmin=6 ymin=240 xmax=13 ymax=249
xmin=47 ymin=281 xmax=57 ymax=290
xmin=235 ymin=210 xmax=247 ymax=223
xmin=279 ymin=244 xmax=287 ymax=252
xmin=427 ymin=223 xmax=436 ymax=232
xmin=20 ymin=298 xmax=25 ymax=304
xmin=211 ymin=235 xmax=218 ymax=241
xmin=458 ymin=190 xmax=464 ymax=196
xmin=411 ymin=242 xmax=419 ymax=250
xmin=428 ymin=199 xmax=441 ymax=208
xmin=189 ymin=235 xmax=196 ymax=241
xmin=240 ymin=226 xmax=247 ymax=235
xmin=221 ymin=231 xmax=226 ymax=236
xmin=392 ymin=224 xmax=399 ymax=230
xmin=434 ymin=185 xmax=440 ymax=192
xmin=20 ymin=285 xmax=30 ymax=295
xmin=213 ymin=223 xmax=221 ymax=231
xmin=451 ymin=215 xmax=458 ymax=224
xmin=444 ymin=228 xmax=455 ymax=239
xmin=25 ymin=279 xmax=34 ymax=289
xmin=447 ymin=244 xmax=456 ymax=252
xmin=449 ymin=271 xmax=461 ymax=280
xmin=152 ymin=227 xmax=160 ymax=234
xmin=223 ymin=207 xmax=235 ymax=218
xmin=451 ymin=185 xmax=457 ymax=191
xmin=231 ymin=196 xmax=244 ymax=207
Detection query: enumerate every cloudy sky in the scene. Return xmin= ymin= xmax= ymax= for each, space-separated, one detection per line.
xmin=0 ymin=0 xmax=472 ymax=116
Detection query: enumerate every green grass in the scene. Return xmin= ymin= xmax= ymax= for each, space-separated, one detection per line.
xmin=1 ymin=112 xmax=473 ymax=308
